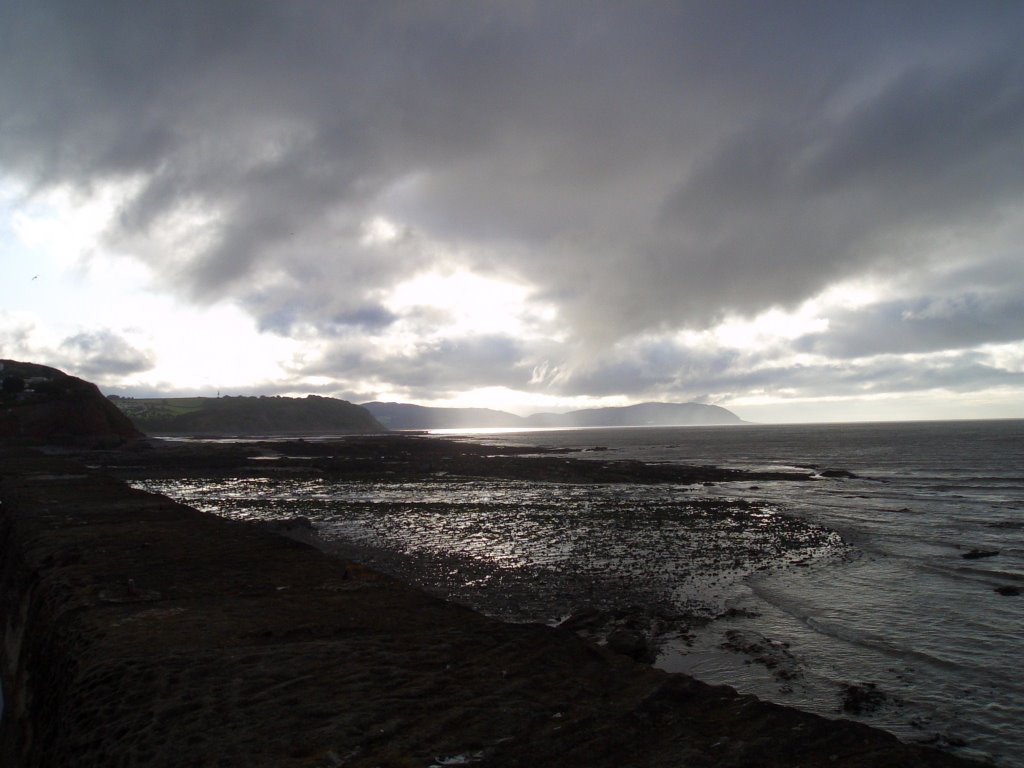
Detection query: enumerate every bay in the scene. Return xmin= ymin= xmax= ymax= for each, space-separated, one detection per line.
xmin=136 ymin=419 xmax=1024 ymax=767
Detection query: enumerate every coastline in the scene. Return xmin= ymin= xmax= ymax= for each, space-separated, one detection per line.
xmin=86 ymin=432 xmax=817 ymax=484
xmin=0 ymin=443 xmax=989 ymax=766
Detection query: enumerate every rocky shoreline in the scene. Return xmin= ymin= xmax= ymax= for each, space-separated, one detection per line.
xmin=110 ymin=432 xmax=855 ymax=625
xmin=0 ymin=441 xmax=990 ymax=766
xmin=76 ymin=433 xmax=818 ymax=484
xmin=72 ymin=434 xmax=843 ymax=659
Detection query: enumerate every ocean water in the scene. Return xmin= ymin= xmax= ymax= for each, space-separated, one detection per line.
xmin=475 ymin=420 xmax=1024 ymax=765
xmin=135 ymin=419 xmax=1023 ymax=766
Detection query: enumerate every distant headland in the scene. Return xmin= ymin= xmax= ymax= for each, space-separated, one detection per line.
xmin=111 ymin=395 xmax=744 ymax=436
xmin=109 ymin=393 xmax=384 ymax=436
xmin=3 ymin=358 xmax=745 ymax=440
xmin=363 ymin=400 xmax=745 ymax=430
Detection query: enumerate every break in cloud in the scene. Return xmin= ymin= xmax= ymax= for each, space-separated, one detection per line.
xmin=1 ymin=1 xmax=1022 ymax=415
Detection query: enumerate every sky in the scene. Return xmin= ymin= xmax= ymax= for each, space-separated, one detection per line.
xmin=1 ymin=1 xmax=1023 ymax=423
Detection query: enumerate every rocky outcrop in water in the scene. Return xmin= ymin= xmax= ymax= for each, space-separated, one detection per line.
xmin=961 ymin=549 xmax=999 ymax=560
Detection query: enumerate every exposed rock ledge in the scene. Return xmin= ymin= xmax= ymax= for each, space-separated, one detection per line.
xmin=0 ymin=449 xmax=984 ymax=767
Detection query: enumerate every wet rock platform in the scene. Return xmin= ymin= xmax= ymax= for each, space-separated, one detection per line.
xmin=0 ymin=448 xmax=985 ymax=767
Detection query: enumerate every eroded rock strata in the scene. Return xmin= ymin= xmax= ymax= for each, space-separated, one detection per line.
xmin=0 ymin=449 xmax=984 ymax=767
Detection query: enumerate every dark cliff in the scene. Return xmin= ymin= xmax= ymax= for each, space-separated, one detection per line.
xmin=0 ymin=360 xmax=141 ymax=447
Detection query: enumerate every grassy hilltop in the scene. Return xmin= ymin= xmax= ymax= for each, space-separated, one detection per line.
xmin=111 ymin=394 xmax=384 ymax=436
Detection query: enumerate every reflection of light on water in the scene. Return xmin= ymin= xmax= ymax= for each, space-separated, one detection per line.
xmin=134 ymin=421 xmax=1024 ymax=768
xmin=133 ymin=477 xmax=843 ymax=618
xmin=427 ymin=426 xmax=622 ymax=437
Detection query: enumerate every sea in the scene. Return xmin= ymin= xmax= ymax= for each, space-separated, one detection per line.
xmin=135 ymin=419 xmax=1023 ymax=767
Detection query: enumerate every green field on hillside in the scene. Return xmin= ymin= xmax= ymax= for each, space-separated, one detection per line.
xmin=112 ymin=397 xmax=207 ymax=419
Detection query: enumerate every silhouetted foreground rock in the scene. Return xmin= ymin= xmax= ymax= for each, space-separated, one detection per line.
xmin=0 ymin=450 xmax=985 ymax=767
xmin=0 ymin=360 xmax=141 ymax=447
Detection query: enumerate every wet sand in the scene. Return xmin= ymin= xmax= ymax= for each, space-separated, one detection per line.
xmin=0 ymin=441 xmax=986 ymax=766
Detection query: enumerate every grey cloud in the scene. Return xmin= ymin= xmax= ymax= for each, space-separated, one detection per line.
xmin=551 ymin=341 xmax=743 ymax=400
xmin=793 ymin=250 xmax=1024 ymax=360
xmin=56 ymin=330 xmax=154 ymax=379
xmin=309 ymin=334 xmax=531 ymax=400
xmin=3 ymin=1 xmax=1024 ymax=400
xmin=1 ymin=323 xmax=152 ymax=382
xmin=318 ymin=331 xmax=1022 ymax=407
xmin=563 ymin=345 xmax=1022 ymax=404
xmin=737 ymin=354 xmax=1023 ymax=399
xmin=800 ymin=292 xmax=1024 ymax=359
xmin=0 ymin=319 xmax=36 ymax=360
xmin=801 ymin=56 xmax=1024 ymax=199
xmin=647 ymin=51 xmax=1024 ymax=334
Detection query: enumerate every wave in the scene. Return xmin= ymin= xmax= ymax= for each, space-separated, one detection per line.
xmin=747 ymin=569 xmax=975 ymax=670
xmin=799 ymin=616 xmax=970 ymax=672
xmin=953 ymin=565 xmax=1024 ymax=582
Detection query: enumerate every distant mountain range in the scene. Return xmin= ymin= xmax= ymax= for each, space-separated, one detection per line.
xmin=361 ymin=401 xmax=744 ymax=430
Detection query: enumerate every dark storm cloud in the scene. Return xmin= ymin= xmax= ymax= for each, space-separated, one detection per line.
xmin=1 ymin=322 xmax=153 ymax=382
xmin=646 ymin=51 xmax=1024 ymax=335
xmin=2 ymin=1 xmax=1023 ymax=401
xmin=255 ymin=301 xmax=399 ymax=336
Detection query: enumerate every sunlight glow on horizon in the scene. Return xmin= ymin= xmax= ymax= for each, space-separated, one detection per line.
xmin=424 ymin=386 xmax=633 ymax=417
xmin=2 ymin=180 xmax=1021 ymax=425
xmin=381 ymin=267 xmax=556 ymax=339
